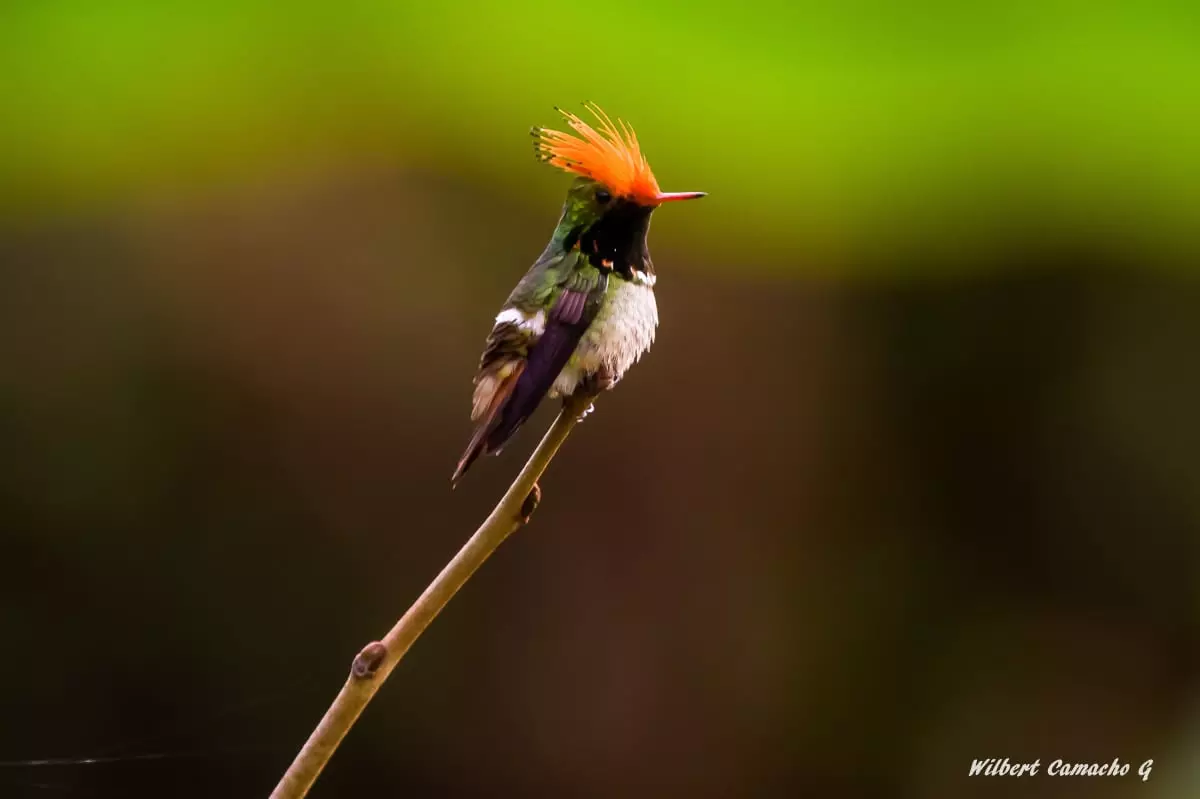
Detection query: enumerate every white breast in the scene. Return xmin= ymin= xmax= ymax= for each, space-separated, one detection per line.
xmin=551 ymin=279 xmax=658 ymax=398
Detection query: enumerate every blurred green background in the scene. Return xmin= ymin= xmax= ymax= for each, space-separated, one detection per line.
xmin=1 ymin=3 xmax=1198 ymax=798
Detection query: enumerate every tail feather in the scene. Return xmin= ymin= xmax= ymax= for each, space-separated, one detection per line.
xmin=451 ymin=423 xmax=491 ymax=487
xmin=452 ymin=362 xmax=525 ymax=486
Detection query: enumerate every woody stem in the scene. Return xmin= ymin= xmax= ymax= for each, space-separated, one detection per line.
xmin=269 ymin=391 xmax=598 ymax=799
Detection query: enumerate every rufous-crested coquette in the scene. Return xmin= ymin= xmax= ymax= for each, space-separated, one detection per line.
xmin=453 ymin=104 xmax=705 ymax=484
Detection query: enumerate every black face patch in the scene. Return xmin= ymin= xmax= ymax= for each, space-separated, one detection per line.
xmin=579 ymin=200 xmax=653 ymax=279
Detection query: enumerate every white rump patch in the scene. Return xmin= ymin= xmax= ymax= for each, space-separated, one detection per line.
xmin=494 ymin=307 xmax=545 ymax=335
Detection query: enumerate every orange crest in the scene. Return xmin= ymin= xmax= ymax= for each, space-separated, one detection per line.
xmin=534 ymin=104 xmax=662 ymax=205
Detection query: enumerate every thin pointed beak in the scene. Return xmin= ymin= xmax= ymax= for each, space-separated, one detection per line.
xmin=655 ymin=191 xmax=707 ymax=204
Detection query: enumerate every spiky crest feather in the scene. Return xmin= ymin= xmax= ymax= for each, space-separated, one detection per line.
xmin=533 ymin=104 xmax=661 ymax=205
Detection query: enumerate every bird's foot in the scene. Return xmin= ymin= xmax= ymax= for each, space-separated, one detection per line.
xmin=578 ymin=366 xmax=619 ymax=396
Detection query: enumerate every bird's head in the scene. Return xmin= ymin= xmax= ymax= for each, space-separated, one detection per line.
xmin=533 ymin=104 xmax=704 ymax=277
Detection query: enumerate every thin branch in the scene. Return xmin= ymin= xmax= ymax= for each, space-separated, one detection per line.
xmin=269 ymin=391 xmax=597 ymax=799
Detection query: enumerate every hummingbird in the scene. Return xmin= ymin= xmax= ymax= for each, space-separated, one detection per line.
xmin=452 ymin=104 xmax=705 ymax=484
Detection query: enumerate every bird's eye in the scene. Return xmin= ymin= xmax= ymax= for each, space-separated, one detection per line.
xmin=595 ymin=188 xmax=612 ymax=204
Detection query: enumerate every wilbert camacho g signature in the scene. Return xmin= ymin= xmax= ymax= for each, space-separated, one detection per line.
xmin=969 ymin=758 xmax=1153 ymax=782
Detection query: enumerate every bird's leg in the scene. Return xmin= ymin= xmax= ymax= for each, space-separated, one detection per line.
xmin=577 ymin=366 xmax=619 ymax=397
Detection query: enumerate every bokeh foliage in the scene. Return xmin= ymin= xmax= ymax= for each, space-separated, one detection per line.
xmin=2 ymin=6 xmax=1199 ymax=798
xmin=3 ymin=2 xmax=1199 ymax=272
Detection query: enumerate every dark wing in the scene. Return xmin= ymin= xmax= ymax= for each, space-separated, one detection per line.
xmin=452 ymin=260 xmax=607 ymax=484
xmin=485 ymin=269 xmax=607 ymax=449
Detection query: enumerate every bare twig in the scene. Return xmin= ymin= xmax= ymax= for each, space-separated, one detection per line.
xmin=269 ymin=392 xmax=597 ymax=799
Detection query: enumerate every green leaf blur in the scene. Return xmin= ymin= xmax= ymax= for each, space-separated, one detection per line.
xmin=3 ymin=2 xmax=1198 ymax=272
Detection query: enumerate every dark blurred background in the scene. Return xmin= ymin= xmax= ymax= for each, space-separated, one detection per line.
xmin=2 ymin=4 xmax=1198 ymax=798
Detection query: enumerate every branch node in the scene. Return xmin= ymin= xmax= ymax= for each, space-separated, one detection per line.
xmin=520 ymin=482 xmax=542 ymax=523
xmin=351 ymin=641 xmax=388 ymax=680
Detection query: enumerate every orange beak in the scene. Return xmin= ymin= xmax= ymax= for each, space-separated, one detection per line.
xmin=654 ymin=191 xmax=707 ymax=204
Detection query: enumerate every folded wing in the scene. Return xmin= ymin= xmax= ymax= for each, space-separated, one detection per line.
xmin=453 ymin=259 xmax=607 ymax=484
